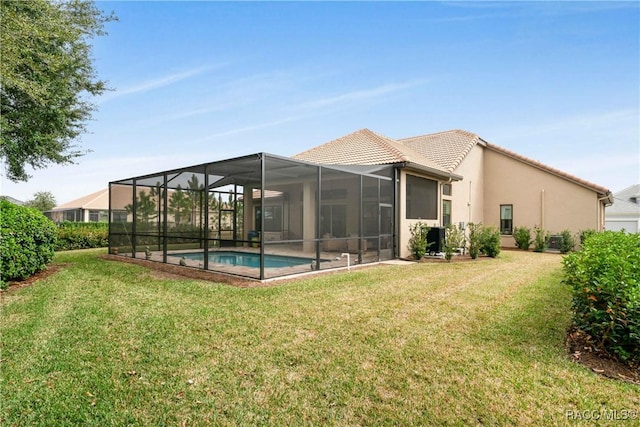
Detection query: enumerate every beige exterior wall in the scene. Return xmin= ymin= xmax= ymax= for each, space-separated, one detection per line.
xmin=450 ymin=144 xmax=485 ymax=228
xmin=398 ymin=169 xmax=444 ymax=258
xmin=483 ymin=149 xmax=605 ymax=247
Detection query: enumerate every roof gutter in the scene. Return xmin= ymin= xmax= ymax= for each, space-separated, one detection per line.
xmin=395 ymin=161 xmax=463 ymax=181
xmin=599 ymin=191 xmax=614 ymax=207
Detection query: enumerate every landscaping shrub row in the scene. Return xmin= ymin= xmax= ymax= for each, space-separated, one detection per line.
xmin=563 ymin=231 xmax=640 ymax=363
xmin=0 ymin=201 xmax=57 ymax=289
xmin=55 ymin=221 xmax=109 ymax=251
xmin=407 ymin=222 xmax=500 ymax=260
xmin=512 ymin=226 xmax=582 ymax=253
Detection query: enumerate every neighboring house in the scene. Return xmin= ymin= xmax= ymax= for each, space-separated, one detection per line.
xmin=0 ymin=195 xmax=25 ymax=205
xmin=46 ymin=188 xmax=109 ymax=223
xmin=294 ymin=129 xmax=612 ymax=256
xmin=605 ymin=184 xmax=640 ymax=233
xmin=109 ymin=128 xmax=612 ymax=280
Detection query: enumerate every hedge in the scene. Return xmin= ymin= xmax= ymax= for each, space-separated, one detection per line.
xmin=563 ymin=231 xmax=640 ymax=362
xmin=0 ymin=200 xmax=57 ymax=288
xmin=55 ymin=221 xmax=109 ymax=251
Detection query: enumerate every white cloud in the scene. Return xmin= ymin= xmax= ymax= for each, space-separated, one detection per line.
xmin=99 ymin=64 xmax=223 ymax=102
xmin=299 ymin=80 xmax=428 ymax=111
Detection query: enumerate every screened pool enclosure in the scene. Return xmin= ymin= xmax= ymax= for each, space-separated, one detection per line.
xmin=109 ymin=153 xmax=397 ymax=280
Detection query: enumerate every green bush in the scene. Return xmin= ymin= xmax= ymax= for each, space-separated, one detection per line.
xmin=533 ymin=226 xmax=549 ymax=252
xmin=467 ymin=223 xmax=482 ymax=259
xmin=579 ymin=229 xmax=596 ymax=245
xmin=558 ymin=229 xmax=576 ymax=254
xmin=563 ymin=231 xmax=640 ymax=362
xmin=479 ymin=225 xmax=501 ymax=258
xmin=513 ymin=226 xmax=532 ymax=250
xmin=55 ymin=222 xmax=109 ymax=250
xmin=0 ymin=200 xmax=57 ymax=289
xmin=407 ymin=222 xmax=430 ymax=260
xmin=443 ymin=224 xmax=465 ymax=262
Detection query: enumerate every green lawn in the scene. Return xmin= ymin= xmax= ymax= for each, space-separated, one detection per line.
xmin=1 ymin=249 xmax=638 ymax=426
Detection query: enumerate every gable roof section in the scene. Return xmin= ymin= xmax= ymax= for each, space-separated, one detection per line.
xmin=50 ymin=188 xmax=109 ymax=211
xmin=607 ymin=184 xmax=640 ymax=214
xmin=484 ymin=143 xmax=613 ymax=203
xmin=398 ymin=129 xmax=485 ymax=173
xmin=293 ymin=128 xmax=460 ymax=180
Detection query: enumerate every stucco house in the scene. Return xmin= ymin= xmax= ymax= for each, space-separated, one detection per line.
xmin=109 ymin=128 xmax=612 ymax=280
xmin=605 ymin=184 xmax=640 ymax=233
xmin=294 ymin=128 xmax=612 ymax=256
xmin=46 ymin=188 xmax=109 ymax=223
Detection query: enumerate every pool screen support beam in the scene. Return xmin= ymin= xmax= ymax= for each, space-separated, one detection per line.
xmin=259 ymin=154 xmax=265 ymax=280
xmin=203 ymin=166 xmax=210 ymax=271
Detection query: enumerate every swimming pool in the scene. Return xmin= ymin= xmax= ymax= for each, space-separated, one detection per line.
xmin=179 ymin=251 xmax=313 ymax=269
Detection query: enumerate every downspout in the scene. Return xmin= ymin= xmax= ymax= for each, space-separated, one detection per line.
xmin=468 ymin=180 xmax=472 ymax=224
xmin=597 ymin=194 xmax=613 ymax=231
xmin=541 ymin=189 xmax=545 ymax=230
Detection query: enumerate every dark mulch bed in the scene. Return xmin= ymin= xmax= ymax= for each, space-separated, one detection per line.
xmin=2 ymin=263 xmax=69 ymax=293
xmin=99 ymin=254 xmax=261 ymax=287
xmin=566 ymin=328 xmax=639 ymax=385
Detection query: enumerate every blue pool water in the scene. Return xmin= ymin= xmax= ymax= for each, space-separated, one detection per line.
xmin=180 ymin=251 xmax=312 ymax=269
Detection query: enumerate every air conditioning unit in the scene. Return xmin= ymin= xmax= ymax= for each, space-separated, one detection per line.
xmin=548 ymin=235 xmax=563 ymax=251
xmin=427 ymin=227 xmax=445 ymax=255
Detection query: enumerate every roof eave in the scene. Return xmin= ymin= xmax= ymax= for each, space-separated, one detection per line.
xmin=399 ymin=161 xmax=463 ymax=181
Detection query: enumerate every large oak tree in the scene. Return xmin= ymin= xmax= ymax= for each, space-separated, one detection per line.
xmin=1 ymin=0 xmax=115 ymax=182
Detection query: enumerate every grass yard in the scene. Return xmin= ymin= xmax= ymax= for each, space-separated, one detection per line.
xmin=1 ymin=249 xmax=638 ymax=426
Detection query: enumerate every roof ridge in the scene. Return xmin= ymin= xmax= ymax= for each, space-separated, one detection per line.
xmin=362 ymin=129 xmax=409 ymax=162
xmin=398 ymin=129 xmax=478 ymax=142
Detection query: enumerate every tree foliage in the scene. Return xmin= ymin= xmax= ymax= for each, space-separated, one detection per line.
xmin=25 ymin=191 xmax=57 ymax=212
xmin=0 ymin=0 xmax=115 ymax=182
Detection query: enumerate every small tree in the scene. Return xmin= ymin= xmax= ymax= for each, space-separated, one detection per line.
xmin=467 ymin=222 xmax=482 ymax=259
xmin=513 ymin=226 xmax=532 ymax=250
xmin=443 ymin=224 xmax=465 ymax=262
xmin=533 ymin=226 xmax=549 ymax=252
xmin=407 ymin=222 xmax=430 ymax=260
xmin=25 ymin=191 xmax=57 ymax=212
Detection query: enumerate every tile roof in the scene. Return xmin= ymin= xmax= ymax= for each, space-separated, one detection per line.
xmin=398 ymin=129 xmax=484 ymax=173
xmin=293 ymin=128 xmax=455 ymax=177
xmin=50 ymin=188 xmax=109 ymax=211
xmin=294 ymin=127 xmax=612 ymax=200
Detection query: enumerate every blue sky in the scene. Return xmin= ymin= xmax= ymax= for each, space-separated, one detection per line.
xmin=2 ymin=1 xmax=639 ymax=204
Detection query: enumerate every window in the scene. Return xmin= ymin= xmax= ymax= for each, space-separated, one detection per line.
xmin=442 ymin=200 xmax=452 ymax=227
xmin=406 ymin=175 xmax=437 ymax=219
xmin=89 ymin=210 xmax=109 ymax=222
xmin=255 ymin=205 xmax=283 ymax=232
xmin=500 ymin=204 xmax=513 ymax=235
xmin=442 ymin=183 xmax=452 ymax=196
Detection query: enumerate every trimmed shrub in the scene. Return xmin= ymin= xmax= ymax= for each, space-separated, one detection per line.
xmin=467 ymin=222 xmax=482 ymax=259
xmin=563 ymin=231 xmax=640 ymax=362
xmin=55 ymin=222 xmax=109 ymax=251
xmin=443 ymin=224 xmax=465 ymax=262
xmin=533 ymin=226 xmax=549 ymax=252
xmin=0 ymin=200 xmax=57 ymax=288
xmin=513 ymin=226 xmax=532 ymax=250
xmin=407 ymin=222 xmax=430 ymax=260
xmin=579 ymin=229 xmax=596 ymax=245
xmin=479 ymin=225 xmax=501 ymax=258
xmin=558 ymin=229 xmax=576 ymax=254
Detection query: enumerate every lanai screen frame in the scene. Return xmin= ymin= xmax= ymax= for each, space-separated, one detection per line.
xmin=109 ymin=153 xmax=396 ymax=280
